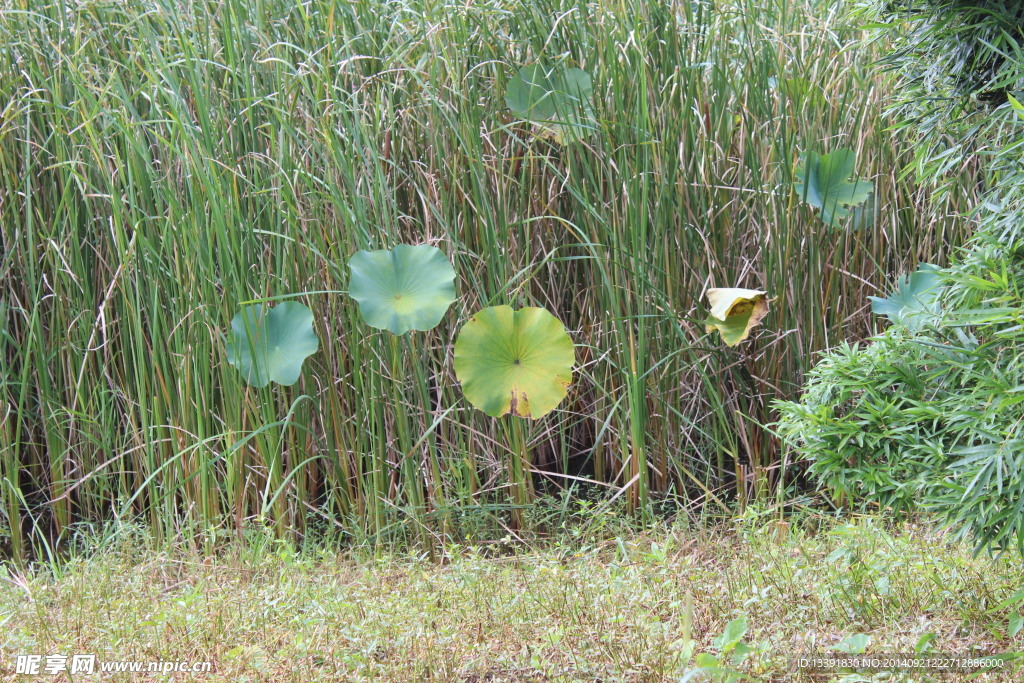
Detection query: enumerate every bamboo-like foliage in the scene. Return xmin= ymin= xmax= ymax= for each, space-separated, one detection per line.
xmin=779 ymin=0 xmax=1024 ymax=555
xmin=0 ymin=0 xmax=973 ymax=561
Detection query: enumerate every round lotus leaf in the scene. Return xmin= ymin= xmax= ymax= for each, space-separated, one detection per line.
xmin=453 ymin=306 xmax=575 ymax=419
xmin=504 ymin=64 xmax=596 ymax=144
xmin=348 ymin=244 xmax=457 ymax=335
xmin=226 ymin=301 xmax=319 ymax=388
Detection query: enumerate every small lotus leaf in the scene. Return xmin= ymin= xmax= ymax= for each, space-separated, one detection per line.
xmin=226 ymin=301 xmax=319 ymax=388
xmin=868 ymin=263 xmax=944 ymax=330
xmin=504 ymin=64 xmax=595 ymax=144
xmin=795 ymin=149 xmax=873 ymax=227
xmin=453 ymin=306 xmax=575 ymax=419
xmin=348 ymin=244 xmax=457 ymax=335
xmin=705 ymin=288 xmax=770 ymax=347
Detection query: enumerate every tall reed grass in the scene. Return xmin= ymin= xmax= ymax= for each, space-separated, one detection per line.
xmin=0 ymin=0 xmax=972 ymax=561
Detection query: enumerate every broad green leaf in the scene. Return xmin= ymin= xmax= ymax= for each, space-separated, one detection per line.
xmin=704 ymin=288 xmax=770 ymax=346
xmin=831 ymin=633 xmax=870 ymax=654
xmin=825 ymin=546 xmax=852 ymax=564
xmin=505 ymin=64 xmax=595 ymax=144
xmin=868 ymin=263 xmax=944 ymax=330
xmin=348 ymin=244 xmax=457 ymax=335
xmin=731 ymin=642 xmax=754 ymax=657
xmin=713 ymin=615 xmax=749 ymax=653
xmin=693 ymin=653 xmax=720 ymax=669
xmin=453 ymin=306 xmax=575 ymax=419
xmin=1008 ymin=93 xmax=1024 ymax=121
xmin=915 ymin=632 xmax=938 ymax=654
xmin=226 ymin=302 xmax=319 ymax=388
xmin=794 ymin=149 xmax=873 ymax=226
xmin=683 ymin=652 xmax=747 ymax=681
xmin=846 ymin=194 xmax=876 ymax=231
xmin=1009 ymin=613 xmax=1023 ymax=638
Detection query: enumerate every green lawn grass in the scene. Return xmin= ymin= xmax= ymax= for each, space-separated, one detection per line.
xmin=3 ymin=516 xmax=1023 ymax=681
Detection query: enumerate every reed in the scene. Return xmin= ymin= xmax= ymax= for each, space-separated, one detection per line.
xmin=0 ymin=0 xmax=973 ymax=562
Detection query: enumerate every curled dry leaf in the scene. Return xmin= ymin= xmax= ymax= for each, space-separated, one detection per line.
xmin=704 ymin=288 xmax=770 ymax=347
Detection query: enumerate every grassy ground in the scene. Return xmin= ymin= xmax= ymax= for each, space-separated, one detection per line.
xmin=3 ymin=516 xmax=1023 ymax=681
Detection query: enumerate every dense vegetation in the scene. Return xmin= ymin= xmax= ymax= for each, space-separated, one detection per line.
xmin=5 ymin=0 xmax=1024 ymax=679
xmin=777 ymin=0 xmax=1024 ymax=553
xmin=0 ymin=0 xmax=980 ymax=564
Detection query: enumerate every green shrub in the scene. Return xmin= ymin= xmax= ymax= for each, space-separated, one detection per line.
xmin=860 ymin=0 xmax=1024 ymax=151
xmin=779 ymin=0 xmax=1024 ymax=552
xmin=776 ymin=331 xmax=950 ymax=513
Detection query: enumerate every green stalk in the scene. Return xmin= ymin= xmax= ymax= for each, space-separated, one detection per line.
xmin=0 ymin=0 xmax=976 ymax=553
xmin=388 ymin=333 xmax=431 ymax=553
xmin=508 ymin=417 xmax=533 ymax=530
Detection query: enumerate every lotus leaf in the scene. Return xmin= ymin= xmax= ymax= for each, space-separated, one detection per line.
xmin=795 ymin=149 xmax=872 ymax=227
xmin=454 ymin=306 xmax=575 ymax=419
xmin=705 ymin=288 xmax=770 ymax=347
xmin=504 ymin=64 xmax=595 ymax=144
xmin=348 ymin=244 xmax=457 ymax=335
xmin=226 ymin=301 xmax=319 ymax=387
xmin=868 ymin=263 xmax=944 ymax=330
